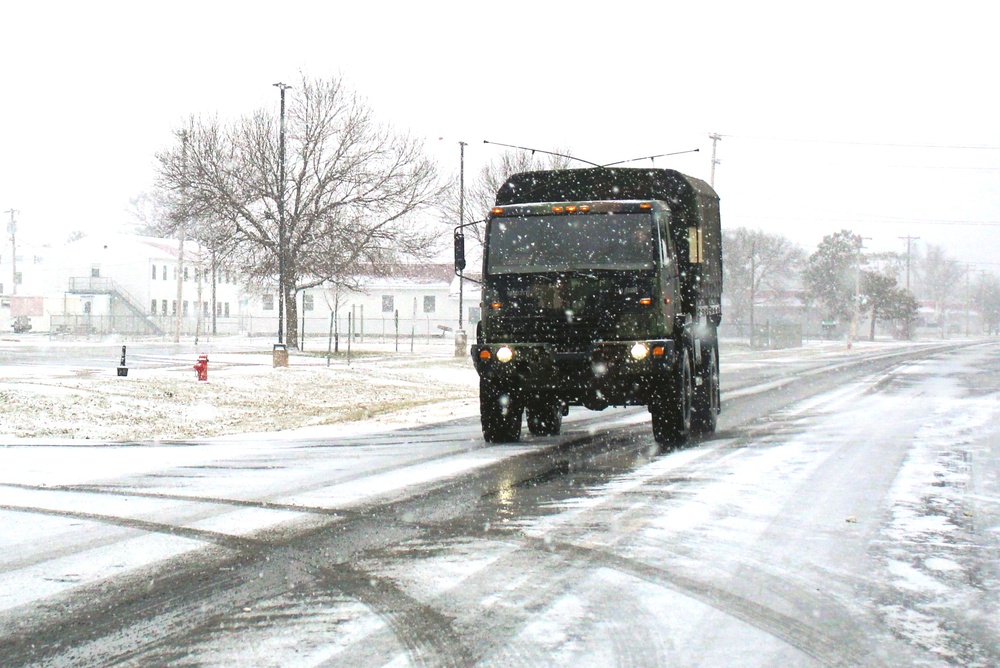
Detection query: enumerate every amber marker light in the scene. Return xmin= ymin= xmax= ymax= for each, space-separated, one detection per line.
xmin=490 ymin=301 xmax=502 ymax=309
xmin=652 ymin=346 xmax=666 ymax=357
xmin=479 ymin=350 xmax=492 ymax=360
xmin=491 ymin=207 xmax=504 ymax=215
xmin=639 ymin=202 xmax=652 ymax=210
xmin=579 ymin=205 xmax=590 ymax=212
xmin=552 ymin=206 xmax=565 ymax=213
xmin=639 ymin=297 xmax=652 ymax=306
xmin=566 ymin=205 xmax=577 ymax=213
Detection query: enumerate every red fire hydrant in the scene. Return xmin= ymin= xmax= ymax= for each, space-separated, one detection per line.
xmin=193 ymin=354 xmax=209 ymax=381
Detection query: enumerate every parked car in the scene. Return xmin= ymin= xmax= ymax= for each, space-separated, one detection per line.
xmin=12 ymin=316 xmax=32 ymax=333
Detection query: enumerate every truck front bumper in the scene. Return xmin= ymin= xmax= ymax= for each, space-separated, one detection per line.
xmin=471 ymin=339 xmax=675 ymax=409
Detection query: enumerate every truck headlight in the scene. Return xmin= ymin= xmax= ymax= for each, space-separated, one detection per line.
xmin=496 ymin=346 xmax=514 ymax=363
xmin=630 ymin=342 xmax=649 ymax=360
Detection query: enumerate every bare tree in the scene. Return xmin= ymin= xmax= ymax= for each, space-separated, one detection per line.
xmin=154 ymin=74 xmax=447 ymax=348
xmin=915 ymin=243 xmax=964 ymax=329
xmin=443 ymin=148 xmax=574 ymax=269
xmin=723 ymin=227 xmax=805 ymax=343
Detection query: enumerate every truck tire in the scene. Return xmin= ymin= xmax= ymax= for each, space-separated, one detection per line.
xmin=651 ymin=348 xmax=692 ymax=447
xmin=692 ymin=343 xmax=719 ymax=435
xmin=527 ymin=395 xmax=563 ymax=436
xmin=480 ymin=378 xmax=523 ymax=443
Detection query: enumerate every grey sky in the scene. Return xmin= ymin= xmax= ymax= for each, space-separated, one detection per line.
xmin=2 ymin=1 xmax=998 ymax=272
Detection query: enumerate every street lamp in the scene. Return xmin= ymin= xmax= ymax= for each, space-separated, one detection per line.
xmin=455 ymin=141 xmax=468 ymax=357
xmin=273 ymin=82 xmax=291 ymax=345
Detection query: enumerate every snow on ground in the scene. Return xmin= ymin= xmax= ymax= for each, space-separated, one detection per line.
xmin=0 ymin=336 xmax=480 ymax=441
xmin=0 ymin=334 xmax=951 ymax=444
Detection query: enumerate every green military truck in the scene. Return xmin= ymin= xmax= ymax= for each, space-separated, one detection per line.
xmin=455 ymin=167 xmax=722 ymax=445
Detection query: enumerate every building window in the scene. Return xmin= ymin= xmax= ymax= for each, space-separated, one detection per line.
xmin=263 ymin=294 xmax=274 ymax=311
xmin=216 ymin=302 xmax=223 ymax=317
xmin=91 ymin=266 xmax=100 ymax=278
xmin=203 ymin=301 xmax=210 ymax=317
xmin=152 ymin=265 xmax=157 ymax=279
xmin=14 ymin=272 xmax=22 ymax=285
xmin=303 ymin=293 xmax=314 ymax=312
xmin=423 ymin=296 xmax=435 ymax=313
xmin=151 ymin=300 xmax=157 ymax=315
xmin=161 ymin=299 xmax=168 ymax=314
xmin=224 ymin=302 xmax=230 ymax=317
xmin=382 ymin=295 xmax=394 ymax=313
xmin=183 ymin=301 xmax=189 ymax=316
xmin=171 ymin=300 xmax=177 ymax=316
xmin=162 ymin=265 xmax=167 ymax=280
xmin=184 ymin=267 xmax=189 ymax=281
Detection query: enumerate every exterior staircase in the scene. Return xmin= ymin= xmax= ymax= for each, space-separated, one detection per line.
xmin=67 ymin=277 xmax=165 ymax=336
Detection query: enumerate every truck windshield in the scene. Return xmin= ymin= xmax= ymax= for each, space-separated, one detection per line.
xmin=487 ymin=213 xmax=655 ymax=274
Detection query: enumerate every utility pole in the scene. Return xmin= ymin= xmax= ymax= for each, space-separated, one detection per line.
xmin=898 ymin=235 xmax=920 ymax=292
xmin=708 ymin=133 xmax=722 ymax=187
xmin=965 ymin=263 xmax=972 ymax=337
xmin=458 ymin=140 xmax=466 ymax=332
xmin=4 ymin=209 xmax=17 ymax=295
xmin=899 ymin=234 xmax=919 ymax=340
xmin=273 ymin=82 xmax=291 ymax=346
xmin=851 ymin=236 xmax=871 ymax=347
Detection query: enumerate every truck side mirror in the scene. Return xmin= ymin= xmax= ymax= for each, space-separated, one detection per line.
xmin=454 ymin=231 xmax=466 ymax=271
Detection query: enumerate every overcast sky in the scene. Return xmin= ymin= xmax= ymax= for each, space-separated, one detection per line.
xmin=2 ymin=1 xmax=998 ymax=274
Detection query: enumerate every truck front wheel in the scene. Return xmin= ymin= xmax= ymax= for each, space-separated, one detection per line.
xmin=651 ymin=348 xmax=693 ymax=447
xmin=480 ymin=379 xmax=523 ymax=443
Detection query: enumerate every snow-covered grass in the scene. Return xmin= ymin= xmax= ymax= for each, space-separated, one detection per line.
xmin=0 ymin=333 xmax=961 ymax=443
xmin=0 ymin=336 xmax=479 ymax=441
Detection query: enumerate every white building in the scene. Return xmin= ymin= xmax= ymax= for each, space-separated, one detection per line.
xmin=5 ymin=232 xmax=481 ymax=342
xmin=241 ymin=264 xmax=481 ymax=346
xmin=6 ymin=234 xmax=242 ymax=336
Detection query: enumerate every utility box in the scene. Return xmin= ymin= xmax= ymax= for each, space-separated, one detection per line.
xmin=273 ymin=343 xmax=289 ymax=368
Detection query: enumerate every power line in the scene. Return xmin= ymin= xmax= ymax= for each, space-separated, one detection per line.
xmin=727 ymin=134 xmax=1000 ymax=150
xmin=729 ymin=214 xmax=1000 ymax=227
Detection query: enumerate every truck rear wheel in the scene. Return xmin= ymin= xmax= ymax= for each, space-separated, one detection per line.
xmin=692 ymin=343 xmax=719 ymax=435
xmin=480 ymin=379 xmax=523 ymax=443
xmin=651 ymin=348 xmax=692 ymax=447
xmin=527 ymin=395 xmax=563 ymax=436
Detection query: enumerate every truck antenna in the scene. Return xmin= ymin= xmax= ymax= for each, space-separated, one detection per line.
xmin=483 ymin=140 xmax=602 ymax=167
xmin=599 ymin=148 xmax=700 ymax=168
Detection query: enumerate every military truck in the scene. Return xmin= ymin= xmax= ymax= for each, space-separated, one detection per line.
xmin=455 ymin=167 xmax=722 ymax=445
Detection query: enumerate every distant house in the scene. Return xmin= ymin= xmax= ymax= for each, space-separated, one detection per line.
xmin=5 ymin=232 xmax=479 ymax=341
xmin=241 ymin=263 xmax=481 ymax=343
xmin=7 ymin=233 xmax=242 ymax=336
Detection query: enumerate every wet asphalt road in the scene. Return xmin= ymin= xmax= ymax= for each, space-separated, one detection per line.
xmin=1 ymin=341 xmax=998 ymax=666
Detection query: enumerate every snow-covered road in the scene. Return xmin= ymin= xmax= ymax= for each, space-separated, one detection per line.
xmin=1 ymin=338 xmax=997 ymax=666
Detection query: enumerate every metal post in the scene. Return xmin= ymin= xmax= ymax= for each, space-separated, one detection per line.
xmin=458 ymin=141 xmax=466 ymax=331
xmin=273 ymin=82 xmax=291 ymax=345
